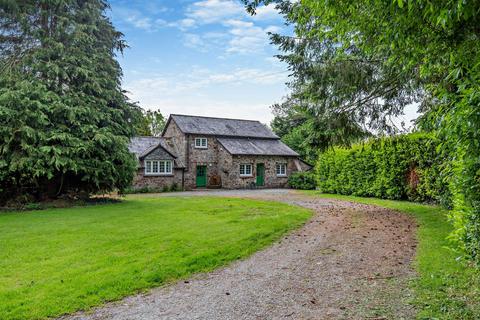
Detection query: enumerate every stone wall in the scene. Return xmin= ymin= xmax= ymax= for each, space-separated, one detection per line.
xmin=184 ymin=135 xmax=221 ymax=189
xmin=162 ymin=120 xmax=187 ymax=167
xmin=131 ymin=168 xmax=183 ymax=190
xmin=220 ymin=154 xmax=301 ymax=189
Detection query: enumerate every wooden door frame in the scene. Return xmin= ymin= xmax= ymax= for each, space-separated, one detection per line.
xmin=256 ymin=163 xmax=265 ymax=186
xmin=196 ymin=165 xmax=207 ymax=187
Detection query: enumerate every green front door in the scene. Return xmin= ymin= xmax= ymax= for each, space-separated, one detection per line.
xmin=196 ymin=165 xmax=207 ymax=187
xmin=256 ymin=163 xmax=265 ymax=186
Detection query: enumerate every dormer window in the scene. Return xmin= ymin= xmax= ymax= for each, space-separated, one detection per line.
xmin=145 ymin=160 xmax=173 ymax=175
xmin=195 ymin=137 xmax=208 ymax=149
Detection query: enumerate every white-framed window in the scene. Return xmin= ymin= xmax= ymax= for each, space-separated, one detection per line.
xmin=145 ymin=160 xmax=173 ymax=175
xmin=240 ymin=164 xmax=253 ymax=177
xmin=194 ymin=137 xmax=208 ymax=149
xmin=276 ymin=163 xmax=287 ymax=176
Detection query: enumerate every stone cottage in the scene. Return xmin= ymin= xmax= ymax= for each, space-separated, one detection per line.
xmin=128 ymin=114 xmax=311 ymax=190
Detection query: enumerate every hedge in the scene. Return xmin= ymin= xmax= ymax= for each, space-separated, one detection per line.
xmin=316 ymin=133 xmax=451 ymax=206
xmin=288 ymin=172 xmax=316 ymax=190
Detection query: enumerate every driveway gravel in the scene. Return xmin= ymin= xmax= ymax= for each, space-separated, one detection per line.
xmin=63 ymin=189 xmax=417 ymax=320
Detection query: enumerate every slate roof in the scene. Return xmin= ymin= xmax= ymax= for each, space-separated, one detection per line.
xmin=167 ymin=114 xmax=279 ymax=139
xmin=128 ymin=136 xmax=168 ymax=157
xmin=217 ymin=137 xmax=299 ymax=156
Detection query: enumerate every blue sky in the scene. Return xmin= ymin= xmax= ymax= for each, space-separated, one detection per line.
xmin=108 ymin=0 xmax=291 ymax=123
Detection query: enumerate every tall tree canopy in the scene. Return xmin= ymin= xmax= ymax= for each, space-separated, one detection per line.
xmin=0 ymin=0 xmax=138 ymax=203
xmin=246 ymin=0 xmax=480 ymax=262
xmin=261 ymin=0 xmax=418 ymax=161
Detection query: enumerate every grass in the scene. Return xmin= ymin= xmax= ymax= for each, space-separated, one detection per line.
xmin=302 ymin=191 xmax=480 ymax=319
xmin=0 ymin=196 xmax=311 ymax=320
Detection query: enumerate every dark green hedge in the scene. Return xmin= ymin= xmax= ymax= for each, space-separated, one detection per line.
xmin=316 ymin=133 xmax=451 ymax=205
xmin=288 ymin=172 xmax=316 ymax=190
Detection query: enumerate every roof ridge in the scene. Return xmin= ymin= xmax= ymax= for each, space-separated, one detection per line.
xmin=170 ymin=114 xmax=265 ymax=124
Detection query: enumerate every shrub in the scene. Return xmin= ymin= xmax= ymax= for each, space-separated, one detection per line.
xmin=170 ymin=182 xmax=181 ymax=192
xmin=288 ymin=172 xmax=316 ymax=190
xmin=123 ymin=186 xmax=161 ymax=194
xmin=123 ymin=183 xmax=182 ymax=194
xmin=316 ymin=133 xmax=451 ymax=205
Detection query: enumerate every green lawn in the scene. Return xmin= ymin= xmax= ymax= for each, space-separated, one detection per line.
xmin=0 ymin=197 xmax=311 ymax=320
xmin=303 ymin=191 xmax=480 ymax=319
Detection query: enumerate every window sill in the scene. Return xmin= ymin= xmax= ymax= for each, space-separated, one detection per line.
xmin=194 ymin=147 xmax=208 ymax=149
xmin=240 ymin=175 xmax=253 ymax=178
xmin=276 ymin=175 xmax=288 ymax=178
xmin=144 ymin=174 xmax=174 ymax=177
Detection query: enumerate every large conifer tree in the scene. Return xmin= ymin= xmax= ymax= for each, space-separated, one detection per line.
xmin=0 ymin=0 xmax=137 ymax=202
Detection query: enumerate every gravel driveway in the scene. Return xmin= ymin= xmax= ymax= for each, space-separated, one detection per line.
xmin=64 ymin=189 xmax=417 ymax=320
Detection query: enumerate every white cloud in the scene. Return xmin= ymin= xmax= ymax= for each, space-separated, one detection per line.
xmin=211 ymin=68 xmax=287 ymax=85
xmin=224 ymin=19 xmax=253 ymax=28
xmin=135 ymin=98 xmax=276 ymax=124
xmin=183 ymin=33 xmax=208 ymax=51
xmin=185 ymin=0 xmax=244 ymax=24
xmin=223 ymin=19 xmax=280 ymax=54
xmin=183 ymin=1 xmax=281 ymax=27
xmin=177 ymin=0 xmax=284 ymax=54
xmin=115 ymin=9 xmax=169 ymax=32
xmin=252 ymin=5 xmax=281 ymax=21
xmin=113 ymin=1 xmax=283 ymax=54
xmin=124 ymin=67 xmax=287 ymax=100
xmin=123 ymin=62 xmax=290 ymax=124
xmin=178 ymin=18 xmax=196 ymax=29
xmin=178 ymin=17 xmax=282 ymax=54
xmin=124 ymin=15 xmax=153 ymax=30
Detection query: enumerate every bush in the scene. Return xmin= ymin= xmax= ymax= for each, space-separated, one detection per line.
xmin=123 ymin=186 xmax=161 ymax=194
xmin=288 ymin=172 xmax=316 ymax=190
xmin=316 ymin=133 xmax=451 ymax=205
xmin=123 ymin=183 xmax=182 ymax=194
xmin=170 ymin=183 xmax=181 ymax=192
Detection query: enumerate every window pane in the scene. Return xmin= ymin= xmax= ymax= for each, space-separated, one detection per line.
xmin=240 ymin=164 xmax=245 ymax=175
xmin=146 ymin=161 xmax=151 ymax=173
xmin=202 ymin=138 xmax=207 ymax=147
xmin=246 ymin=165 xmax=251 ymax=175
xmin=166 ymin=161 xmax=172 ymax=173
xmin=152 ymin=161 xmax=158 ymax=173
xmin=159 ymin=161 xmax=165 ymax=173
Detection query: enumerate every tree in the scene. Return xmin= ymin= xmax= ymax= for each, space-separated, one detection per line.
xmin=131 ymin=109 xmax=166 ymax=136
xmin=0 ymin=0 xmax=138 ymax=203
xmin=130 ymin=105 xmax=153 ymax=136
xmin=245 ymin=0 xmax=480 ymax=263
xmin=144 ymin=110 xmax=166 ymax=136
xmin=261 ymin=0 xmax=415 ymax=158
